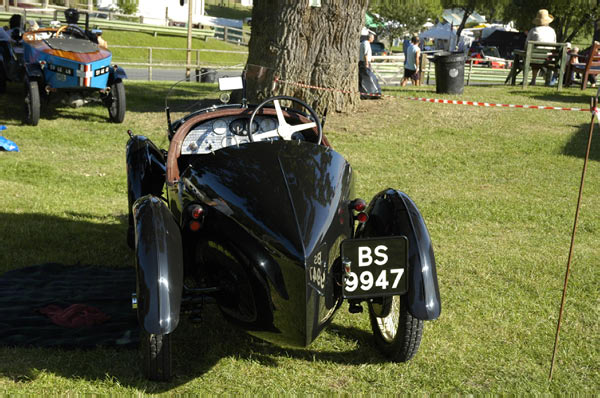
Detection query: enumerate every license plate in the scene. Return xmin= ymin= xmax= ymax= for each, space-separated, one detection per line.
xmin=341 ymin=236 xmax=408 ymax=299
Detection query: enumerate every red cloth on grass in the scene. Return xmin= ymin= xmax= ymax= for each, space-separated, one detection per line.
xmin=39 ymin=304 xmax=110 ymax=328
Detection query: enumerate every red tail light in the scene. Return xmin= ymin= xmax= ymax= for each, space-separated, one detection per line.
xmin=189 ymin=220 xmax=202 ymax=231
xmin=351 ymin=199 xmax=366 ymax=212
xmin=356 ymin=212 xmax=368 ymax=223
xmin=191 ymin=205 xmax=204 ymax=219
xmin=187 ymin=204 xmax=204 ymax=231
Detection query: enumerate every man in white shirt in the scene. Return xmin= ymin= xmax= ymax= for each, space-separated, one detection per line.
xmin=359 ymin=33 xmax=374 ymax=70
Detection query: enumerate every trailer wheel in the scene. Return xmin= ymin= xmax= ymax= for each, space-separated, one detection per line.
xmin=107 ymin=80 xmax=126 ymax=123
xmin=24 ymin=79 xmax=40 ymax=126
xmin=368 ymin=295 xmax=423 ymax=362
xmin=141 ymin=329 xmax=172 ymax=381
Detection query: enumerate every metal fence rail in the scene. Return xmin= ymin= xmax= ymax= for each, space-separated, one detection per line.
xmin=109 ymin=45 xmax=248 ymax=81
xmin=372 ymin=55 xmax=513 ymax=86
xmin=0 ymin=11 xmax=215 ymax=40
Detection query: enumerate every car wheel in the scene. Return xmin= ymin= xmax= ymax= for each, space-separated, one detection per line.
xmin=368 ymin=295 xmax=423 ymax=362
xmin=0 ymin=69 xmax=6 ymax=94
xmin=141 ymin=329 xmax=172 ymax=381
xmin=107 ymin=80 xmax=126 ymax=123
xmin=24 ymin=79 xmax=40 ymax=126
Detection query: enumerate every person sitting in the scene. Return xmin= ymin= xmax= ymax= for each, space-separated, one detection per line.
xmin=525 ymin=9 xmax=556 ymax=85
xmin=7 ymin=14 xmax=23 ymax=43
xmin=60 ymin=8 xmax=107 ymax=48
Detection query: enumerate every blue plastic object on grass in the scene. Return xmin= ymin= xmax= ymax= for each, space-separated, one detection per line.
xmin=0 ymin=125 xmax=19 ymax=152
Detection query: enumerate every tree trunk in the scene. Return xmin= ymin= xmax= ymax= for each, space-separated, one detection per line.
xmin=454 ymin=7 xmax=473 ymax=50
xmin=246 ymin=0 xmax=368 ymax=114
xmin=595 ymin=0 xmax=600 ymax=42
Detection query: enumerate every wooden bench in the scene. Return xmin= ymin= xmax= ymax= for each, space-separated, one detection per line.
xmin=566 ymin=41 xmax=600 ymax=89
xmin=507 ymin=41 xmax=568 ymax=89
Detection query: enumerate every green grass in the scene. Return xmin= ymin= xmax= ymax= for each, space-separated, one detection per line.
xmin=0 ymin=80 xmax=599 ymax=394
xmin=204 ymin=3 xmax=252 ymax=21
xmin=101 ymin=30 xmax=248 ymax=67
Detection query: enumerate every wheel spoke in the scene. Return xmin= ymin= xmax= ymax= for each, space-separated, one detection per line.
xmin=288 ymin=121 xmax=316 ymax=134
xmin=376 ymin=295 xmax=400 ymax=342
xmin=273 ymin=100 xmax=288 ymax=127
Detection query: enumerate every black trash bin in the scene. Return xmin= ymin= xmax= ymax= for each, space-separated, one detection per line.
xmin=433 ymin=51 xmax=465 ymax=94
xmin=200 ymin=68 xmax=217 ymax=83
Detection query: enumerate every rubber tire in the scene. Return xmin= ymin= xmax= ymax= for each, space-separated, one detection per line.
xmin=368 ymin=295 xmax=423 ymax=362
xmin=0 ymin=69 xmax=6 ymax=94
xmin=24 ymin=79 xmax=40 ymax=126
xmin=108 ymin=80 xmax=126 ymax=123
xmin=141 ymin=329 xmax=172 ymax=381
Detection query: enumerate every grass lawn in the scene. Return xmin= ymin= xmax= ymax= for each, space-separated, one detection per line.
xmin=101 ymin=31 xmax=248 ymax=68
xmin=0 ymin=79 xmax=598 ymax=394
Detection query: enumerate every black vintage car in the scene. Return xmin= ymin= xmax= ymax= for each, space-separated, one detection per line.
xmin=126 ymin=72 xmax=441 ymax=381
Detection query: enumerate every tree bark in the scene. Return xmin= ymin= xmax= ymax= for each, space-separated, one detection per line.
xmin=246 ymin=0 xmax=368 ymax=114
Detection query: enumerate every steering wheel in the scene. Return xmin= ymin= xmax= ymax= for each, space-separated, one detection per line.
xmin=248 ymin=95 xmax=322 ymax=145
xmin=52 ymin=25 xmax=87 ymax=39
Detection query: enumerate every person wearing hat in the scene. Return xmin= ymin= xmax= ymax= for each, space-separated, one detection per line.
xmin=525 ymin=9 xmax=557 ymax=85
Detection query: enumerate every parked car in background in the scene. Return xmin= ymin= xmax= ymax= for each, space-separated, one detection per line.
xmin=371 ymin=41 xmax=390 ymax=56
xmin=468 ymin=44 xmax=507 ymax=68
xmin=19 ymin=8 xmax=127 ymax=125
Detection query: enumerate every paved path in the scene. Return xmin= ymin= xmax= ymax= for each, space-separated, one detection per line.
xmin=125 ymin=68 xmax=241 ymax=82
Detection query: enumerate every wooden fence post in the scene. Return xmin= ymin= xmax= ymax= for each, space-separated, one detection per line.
xmin=195 ymin=50 xmax=200 ymax=82
xmin=467 ymin=58 xmax=473 ymax=86
xmin=148 ymin=47 xmax=153 ymax=81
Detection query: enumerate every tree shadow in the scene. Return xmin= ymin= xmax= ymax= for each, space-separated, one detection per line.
xmin=0 ymin=80 xmax=222 ymax=126
xmin=0 ymin=212 xmax=388 ymax=393
xmin=562 ymin=121 xmax=600 ymax=162
xmin=507 ymin=88 xmax=595 ymax=106
xmin=124 ymin=81 xmax=223 ymax=114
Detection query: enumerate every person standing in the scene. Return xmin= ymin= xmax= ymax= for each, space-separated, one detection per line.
xmin=358 ymin=32 xmax=381 ymax=98
xmin=401 ymin=36 xmax=421 ymax=87
xmin=402 ymin=35 xmax=410 ymax=66
xmin=359 ymin=33 xmax=374 ymax=70
xmin=525 ymin=9 xmax=556 ymax=85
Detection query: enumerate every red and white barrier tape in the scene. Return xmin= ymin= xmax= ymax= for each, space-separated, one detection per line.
xmin=407 ymin=97 xmax=591 ymax=112
xmin=274 ymin=77 xmax=594 ymax=113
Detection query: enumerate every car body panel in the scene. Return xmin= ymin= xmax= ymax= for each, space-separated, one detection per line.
xmin=167 ymin=141 xmax=354 ymax=346
xmin=133 ymin=195 xmax=184 ymax=335
xmin=24 ymin=37 xmax=111 ymax=89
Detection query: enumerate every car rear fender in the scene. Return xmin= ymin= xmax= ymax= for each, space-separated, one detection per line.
xmin=133 ymin=195 xmax=183 ymax=335
xmin=108 ymin=66 xmax=127 ymax=85
xmin=356 ymin=189 xmax=441 ymax=320
xmin=126 ymin=135 xmax=166 ymax=237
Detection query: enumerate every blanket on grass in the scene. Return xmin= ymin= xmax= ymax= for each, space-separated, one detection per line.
xmin=0 ymin=263 xmax=139 ymax=348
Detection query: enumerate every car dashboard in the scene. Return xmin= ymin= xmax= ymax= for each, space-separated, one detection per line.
xmin=181 ymin=115 xmax=285 ymax=155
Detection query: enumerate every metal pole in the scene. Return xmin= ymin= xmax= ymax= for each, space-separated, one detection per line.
xmin=186 ymin=0 xmax=193 ymax=81
xmin=549 ymin=97 xmax=597 ymax=381
xmin=87 ymin=0 xmax=92 ymax=12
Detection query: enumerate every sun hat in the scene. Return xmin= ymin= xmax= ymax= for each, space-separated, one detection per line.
xmin=533 ymin=9 xmax=554 ymax=26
